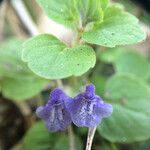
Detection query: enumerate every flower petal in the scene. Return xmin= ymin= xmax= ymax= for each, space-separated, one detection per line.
xmin=36 ymin=88 xmax=72 ymax=132
xmin=96 ymin=102 xmax=113 ymax=118
xmin=45 ymin=104 xmax=72 ymax=131
xmin=66 ymin=84 xmax=113 ymax=127
xmin=85 ymin=84 xmax=95 ymax=98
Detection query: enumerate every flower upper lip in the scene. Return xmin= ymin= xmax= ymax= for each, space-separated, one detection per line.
xmin=83 ymin=95 xmax=98 ymax=102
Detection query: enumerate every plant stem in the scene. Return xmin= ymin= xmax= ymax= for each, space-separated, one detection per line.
xmin=10 ymin=0 xmax=39 ymax=36
xmin=68 ymin=125 xmax=76 ymax=150
xmin=0 ymin=0 xmax=8 ymax=39
xmin=86 ymin=127 xmax=96 ymax=150
xmin=56 ymin=80 xmax=76 ymax=150
xmin=56 ymin=79 xmax=63 ymax=89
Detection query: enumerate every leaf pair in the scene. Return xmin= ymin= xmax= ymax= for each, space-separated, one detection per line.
xmin=22 ymin=0 xmax=146 ymax=80
xmin=22 ymin=34 xmax=96 ymax=79
xmin=36 ymin=0 xmax=108 ymax=28
xmin=37 ymin=0 xmax=146 ymax=47
xmin=82 ymin=5 xmax=146 ymax=47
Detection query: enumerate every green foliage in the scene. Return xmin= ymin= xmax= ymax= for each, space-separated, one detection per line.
xmin=1 ymin=76 xmax=47 ymax=101
xmin=36 ymin=0 xmax=145 ymax=48
xmin=0 ymin=39 xmax=48 ymax=101
xmin=1 ymin=0 xmax=149 ymax=149
xmin=22 ymin=34 xmax=96 ymax=79
xmin=105 ymin=74 xmax=150 ymax=101
xmin=131 ymin=140 xmax=150 ymax=150
xmin=82 ymin=5 xmax=146 ymax=47
xmin=98 ymin=74 xmax=150 ymax=143
xmin=76 ymin=0 xmax=104 ymax=27
xmin=92 ymin=75 xmax=106 ymax=95
xmin=100 ymin=48 xmax=150 ymax=80
xmin=100 ymin=47 xmax=124 ymax=63
xmin=23 ymin=121 xmax=82 ymax=150
xmin=36 ymin=0 xmax=78 ymax=28
xmin=100 ymin=142 xmax=116 ymax=150
xmin=36 ymin=0 xmax=108 ymax=28
xmin=100 ymin=0 xmax=109 ymax=11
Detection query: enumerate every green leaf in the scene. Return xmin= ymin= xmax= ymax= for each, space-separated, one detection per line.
xmin=115 ymin=51 xmax=150 ymax=80
xmin=100 ymin=48 xmax=150 ymax=80
xmin=105 ymin=74 xmax=150 ymax=102
xmin=0 ymin=39 xmax=48 ymax=101
xmin=76 ymin=0 xmax=104 ymax=27
xmin=100 ymin=0 xmax=109 ymax=11
xmin=23 ymin=121 xmax=82 ymax=150
xmin=131 ymin=140 xmax=150 ymax=150
xmin=22 ymin=34 xmax=96 ymax=79
xmin=1 ymin=76 xmax=47 ymax=101
xmin=99 ymin=48 xmax=123 ymax=63
xmin=36 ymin=0 xmax=78 ymax=27
xmin=91 ymin=75 xmax=106 ymax=96
xmin=36 ymin=0 xmax=108 ymax=28
xmin=98 ymin=74 xmax=150 ymax=143
xmin=82 ymin=5 xmax=146 ymax=47
xmin=23 ymin=121 xmax=58 ymax=150
xmin=0 ymin=39 xmax=29 ymax=77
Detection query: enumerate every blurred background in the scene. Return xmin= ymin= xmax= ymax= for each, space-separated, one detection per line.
xmin=0 ymin=0 xmax=150 ymax=150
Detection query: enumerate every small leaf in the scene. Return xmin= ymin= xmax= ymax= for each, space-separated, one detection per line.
xmin=100 ymin=48 xmax=150 ymax=80
xmin=36 ymin=0 xmax=78 ymax=27
xmin=98 ymin=74 xmax=150 ymax=143
xmin=0 ymin=39 xmax=29 ymax=77
xmin=23 ymin=121 xmax=82 ymax=150
xmin=105 ymin=74 xmax=150 ymax=101
xmin=115 ymin=51 xmax=150 ymax=80
xmin=23 ymin=121 xmax=57 ymax=150
xmin=76 ymin=0 xmax=104 ymax=27
xmin=36 ymin=0 xmax=108 ymax=28
xmin=0 ymin=39 xmax=48 ymax=101
xmin=22 ymin=34 xmax=96 ymax=79
xmin=82 ymin=5 xmax=146 ymax=47
xmin=1 ymin=76 xmax=47 ymax=101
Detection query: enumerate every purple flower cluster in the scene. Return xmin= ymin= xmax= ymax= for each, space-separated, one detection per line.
xmin=36 ymin=84 xmax=113 ymax=132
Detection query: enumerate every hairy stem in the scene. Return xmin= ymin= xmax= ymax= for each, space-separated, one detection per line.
xmin=68 ymin=125 xmax=76 ymax=150
xmin=86 ymin=127 xmax=96 ymax=150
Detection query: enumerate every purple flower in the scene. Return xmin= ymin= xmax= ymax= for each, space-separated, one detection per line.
xmin=36 ymin=89 xmax=72 ymax=132
xmin=65 ymin=84 xmax=113 ymax=128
